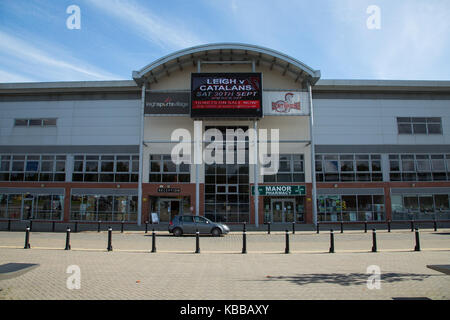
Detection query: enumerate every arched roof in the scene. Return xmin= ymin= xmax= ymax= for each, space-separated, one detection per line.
xmin=132 ymin=43 xmax=320 ymax=86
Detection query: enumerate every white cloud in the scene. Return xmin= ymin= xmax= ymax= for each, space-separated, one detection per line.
xmin=85 ymin=0 xmax=205 ymax=50
xmin=0 ymin=69 xmax=36 ymax=83
xmin=0 ymin=30 xmax=123 ymax=81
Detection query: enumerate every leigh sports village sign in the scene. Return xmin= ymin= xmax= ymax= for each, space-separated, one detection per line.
xmin=252 ymin=185 xmax=306 ymax=196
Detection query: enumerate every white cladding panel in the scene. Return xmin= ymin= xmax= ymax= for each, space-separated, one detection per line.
xmin=313 ymin=98 xmax=450 ymax=145
xmin=0 ymin=99 xmax=141 ymax=146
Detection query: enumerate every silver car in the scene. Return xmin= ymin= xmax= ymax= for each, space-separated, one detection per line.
xmin=168 ymin=215 xmax=230 ymax=237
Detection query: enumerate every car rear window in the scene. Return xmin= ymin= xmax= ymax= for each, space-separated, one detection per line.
xmin=181 ymin=216 xmax=194 ymax=222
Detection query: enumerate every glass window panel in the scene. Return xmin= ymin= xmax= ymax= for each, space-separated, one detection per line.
xmin=179 ymin=174 xmax=190 ymax=183
xmin=1 ymin=161 xmax=10 ymax=171
xmin=293 ymin=173 xmax=305 ymax=182
xmin=324 ymin=160 xmax=338 ymax=173
xmin=398 ymin=123 xmax=412 ymax=134
xmin=372 ymin=161 xmax=381 ymax=172
xmin=356 ymin=173 xmax=370 ymax=181
xmin=55 ymin=161 xmax=65 ymax=172
xmin=29 ymin=119 xmax=42 ymax=126
xmin=14 ymin=119 xmax=28 ymax=126
xmin=12 ymin=161 xmax=24 ymax=171
xmin=162 ymin=174 xmax=177 ymax=182
xmin=371 ymin=173 xmax=383 ymax=181
xmin=324 ymin=173 xmax=339 ymax=181
xmin=417 ymin=173 xmax=432 ymax=181
xmin=116 ymin=161 xmax=129 ymax=172
xmin=86 ymin=156 xmax=99 ymax=160
xmin=402 ymin=173 xmax=417 ymax=181
xmin=412 ymin=117 xmax=427 ymax=123
xmin=428 ymin=124 xmax=442 ymax=134
xmin=150 ymin=155 xmax=161 ymax=160
xmin=100 ymin=174 xmax=114 ymax=182
xmin=43 ymin=119 xmax=56 ymax=126
xmin=84 ymin=174 xmax=98 ymax=182
xmin=74 ymin=161 xmax=83 ymax=172
xmin=276 ymin=174 xmax=291 ymax=182
xmin=85 ymin=161 xmax=98 ymax=172
xmin=315 ymin=161 xmax=322 ymax=172
xmin=432 ymin=172 xmax=447 ymax=181
xmin=340 ymin=161 xmax=353 ymax=172
xmin=404 ymin=196 xmax=419 ymax=211
xmin=101 ymin=156 xmax=114 ymax=160
xmin=434 ymin=195 xmax=449 ymax=211
xmin=101 ymin=161 xmax=114 ymax=172
xmin=149 ymin=174 xmax=161 ymax=182
xmin=356 ymin=161 xmax=370 ymax=171
xmin=397 ymin=117 xmax=411 ymax=123
xmin=401 ymin=160 xmax=415 ymax=171
xmin=340 ymin=173 xmax=355 ymax=181
xmin=54 ymin=173 xmax=65 ymax=181
xmin=41 ymin=161 xmax=53 ymax=172
xmin=413 ymin=123 xmax=427 ymax=134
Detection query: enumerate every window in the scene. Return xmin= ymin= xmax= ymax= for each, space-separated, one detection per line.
xmin=14 ymin=118 xmax=57 ymax=127
xmin=73 ymin=155 xmax=139 ymax=183
xmin=317 ymin=194 xmax=385 ymax=222
xmin=389 ymin=154 xmax=449 ymax=181
xmin=397 ymin=117 xmax=442 ymax=135
xmin=0 ymin=193 xmax=63 ymax=220
xmin=391 ymin=194 xmax=450 ymax=220
xmin=149 ymin=154 xmax=190 ymax=183
xmin=316 ymin=154 xmax=382 ymax=182
xmin=70 ymin=194 xmax=137 ymax=222
xmin=263 ymin=154 xmax=305 ymax=183
xmin=0 ymin=154 xmax=66 ymax=182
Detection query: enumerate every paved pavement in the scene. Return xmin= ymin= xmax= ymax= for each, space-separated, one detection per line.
xmin=0 ymin=229 xmax=449 ymax=300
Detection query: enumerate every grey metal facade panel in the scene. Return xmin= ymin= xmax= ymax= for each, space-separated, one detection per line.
xmin=0 ymin=145 xmax=140 ymax=154
xmin=318 ymin=188 xmax=385 ymax=195
xmin=315 ymin=145 xmax=450 ymax=153
xmin=391 ymin=188 xmax=450 ymax=195
xmin=71 ymin=188 xmax=138 ymax=196
xmin=0 ymin=187 xmax=65 ymax=195
xmin=311 ymin=92 xmax=450 ymax=100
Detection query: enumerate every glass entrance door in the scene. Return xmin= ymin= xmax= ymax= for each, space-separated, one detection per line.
xmin=22 ymin=196 xmax=34 ymax=220
xmin=270 ymin=199 xmax=296 ymax=223
xmin=159 ymin=199 xmax=181 ymax=222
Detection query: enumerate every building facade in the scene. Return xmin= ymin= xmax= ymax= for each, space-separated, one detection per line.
xmin=1 ymin=44 xmax=449 ymax=226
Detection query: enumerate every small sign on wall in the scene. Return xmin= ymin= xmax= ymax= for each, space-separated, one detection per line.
xmin=263 ymin=91 xmax=309 ymax=116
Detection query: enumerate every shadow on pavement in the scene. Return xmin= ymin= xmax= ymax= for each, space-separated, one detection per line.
xmin=260 ymin=272 xmax=434 ymax=286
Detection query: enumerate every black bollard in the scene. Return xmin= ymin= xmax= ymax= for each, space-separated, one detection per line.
xmin=285 ymin=230 xmax=290 ymax=254
xmin=107 ymin=227 xmax=113 ymax=251
xmin=364 ymin=221 xmax=367 ymax=233
xmin=371 ymin=229 xmax=377 ymax=253
xmin=340 ymin=221 xmax=344 ymax=233
xmin=24 ymin=227 xmax=31 ymax=249
xmin=195 ymin=230 xmax=200 ymax=254
xmin=410 ymin=220 xmax=414 ymax=232
xmin=317 ymin=222 xmax=320 ymax=234
xmin=242 ymin=231 xmax=247 ymax=254
xmin=414 ymin=228 xmax=421 ymax=252
xmin=65 ymin=227 xmax=71 ymax=250
xmin=387 ymin=220 xmax=391 ymax=233
xmin=243 ymin=222 xmax=246 ymax=233
xmin=434 ymin=220 xmax=437 ymax=232
xmin=98 ymin=220 xmax=102 ymax=233
xmin=329 ymin=229 xmax=335 ymax=253
xmin=151 ymin=229 xmax=156 ymax=253
xmin=145 ymin=221 xmax=149 ymax=234
xmin=75 ymin=222 xmax=78 ymax=233
xmin=121 ymin=221 xmax=124 ymax=233
xmin=52 ymin=221 xmax=56 ymax=232
xmin=7 ymin=219 xmax=11 ymax=231
xmin=267 ymin=222 xmax=271 ymax=235
xmin=292 ymin=222 xmax=295 ymax=234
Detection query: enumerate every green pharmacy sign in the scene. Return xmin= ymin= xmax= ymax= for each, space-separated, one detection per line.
xmin=252 ymin=185 xmax=306 ymax=196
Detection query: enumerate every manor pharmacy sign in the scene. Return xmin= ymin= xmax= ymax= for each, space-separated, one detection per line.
xmin=252 ymin=185 xmax=306 ymax=196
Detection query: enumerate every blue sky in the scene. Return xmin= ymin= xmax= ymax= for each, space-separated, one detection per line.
xmin=0 ymin=0 xmax=449 ymax=82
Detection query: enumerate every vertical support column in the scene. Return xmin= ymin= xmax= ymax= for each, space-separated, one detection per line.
xmin=194 ymin=121 xmax=202 ymax=216
xmin=253 ymin=121 xmax=259 ymax=228
xmin=138 ymin=84 xmax=146 ymax=226
xmin=308 ymin=82 xmax=318 ymax=227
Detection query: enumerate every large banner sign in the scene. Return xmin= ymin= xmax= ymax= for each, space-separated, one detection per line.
xmin=263 ymin=91 xmax=309 ymax=116
xmin=191 ymin=73 xmax=263 ymax=118
xmin=145 ymin=92 xmax=190 ymax=115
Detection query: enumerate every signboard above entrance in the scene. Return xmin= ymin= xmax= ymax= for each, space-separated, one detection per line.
xmin=191 ymin=73 xmax=262 ymax=118
xmin=252 ymin=185 xmax=306 ymax=196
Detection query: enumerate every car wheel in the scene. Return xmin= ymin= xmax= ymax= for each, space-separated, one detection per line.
xmin=211 ymin=228 xmax=221 ymax=237
xmin=173 ymin=228 xmax=183 ymax=237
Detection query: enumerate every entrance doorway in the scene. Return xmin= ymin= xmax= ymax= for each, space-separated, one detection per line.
xmin=270 ymin=199 xmax=295 ymax=223
xmin=159 ymin=199 xmax=181 ymax=222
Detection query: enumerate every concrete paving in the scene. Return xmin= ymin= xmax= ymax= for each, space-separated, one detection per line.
xmin=0 ymin=229 xmax=449 ymax=300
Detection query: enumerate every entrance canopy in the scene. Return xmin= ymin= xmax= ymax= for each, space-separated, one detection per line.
xmin=132 ymin=43 xmax=320 ymax=87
